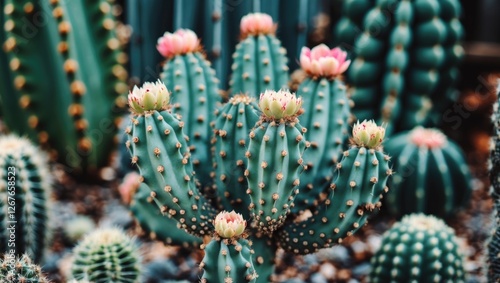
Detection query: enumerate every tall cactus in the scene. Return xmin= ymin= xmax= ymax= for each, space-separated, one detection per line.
xmin=229 ymin=13 xmax=289 ymax=97
xmin=335 ymin=0 xmax=464 ymax=135
xmin=1 ymin=0 xmax=127 ymax=175
xmin=383 ymin=127 xmax=472 ymax=217
xmin=293 ymin=44 xmax=352 ymax=213
xmin=0 ymin=135 xmax=51 ymax=263
xmin=370 ymin=214 xmax=465 ymax=283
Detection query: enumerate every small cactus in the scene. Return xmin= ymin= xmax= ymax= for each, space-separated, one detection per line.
xmin=370 ymin=213 xmax=466 ymax=283
xmin=0 ymin=254 xmax=49 ymax=283
xmin=0 ymin=134 xmax=51 ymax=263
xmin=70 ymin=228 xmax=141 ymax=283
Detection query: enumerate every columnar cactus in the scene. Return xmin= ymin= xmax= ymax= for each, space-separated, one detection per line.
xmin=158 ymin=29 xmax=221 ymax=191
xmin=245 ymin=90 xmax=307 ymax=234
xmin=333 ymin=0 xmax=376 ymax=51
xmin=125 ymin=80 xmax=216 ymax=237
xmin=293 ymin=44 xmax=352 ymax=212
xmin=337 ymin=0 xmax=464 ymax=135
xmin=383 ymin=127 xmax=472 ymax=217
xmin=71 ymin=228 xmax=141 ymax=283
xmin=229 ymin=13 xmax=289 ymax=97
xmin=200 ymin=211 xmax=256 ymax=282
xmin=213 ymin=94 xmax=261 ymax=219
xmin=278 ymin=120 xmax=391 ymax=254
xmin=370 ymin=214 xmax=466 ymax=282
xmin=0 ymin=254 xmax=49 ymax=283
xmin=0 ymin=135 xmax=51 ymax=263
xmin=1 ymin=0 xmax=128 ymax=175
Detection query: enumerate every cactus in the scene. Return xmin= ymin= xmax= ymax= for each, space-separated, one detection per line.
xmin=213 ymin=94 xmax=260 ymax=219
xmin=70 ymin=228 xmax=141 ymax=283
xmin=0 ymin=254 xmax=49 ymax=283
xmin=229 ymin=13 xmax=289 ymax=97
xmin=332 ymin=0 xmax=376 ymax=52
xmin=383 ymin=127 xmax=472 ymax=217
xmin=157 ymin=29 xmax=221 ymax=193
xmin=200 ymin=211 xmax=256 ymax=282
xmin=1 ymin=0 xmax=128 ymax=175
xmin=0 ymin=135 xmax=51 ymax=263
xmin=369 ymin=213 xmax=465 ymax=282
xmin=292 ymin=44 xmax=352 ymax=213
xmin=335 ymin=0 xmax=464 ymax=135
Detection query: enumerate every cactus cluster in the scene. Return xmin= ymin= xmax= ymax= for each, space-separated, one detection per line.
xmin=70 ymin=228 xmax=141 ymax=283
xmin=0 ymin=135 xmax=51 ymax=263
xmin=383 ymin=127 xmax=472 ymax=217
xmin=370 ymin=214 xmax=465 ymax=282
xmin=0 ymin=254 xmax=49 ymax=283
xmin=334 ymin=0 xmax=464 ymax=135
xmin=0 ymin=0 xmax=128 ymax=175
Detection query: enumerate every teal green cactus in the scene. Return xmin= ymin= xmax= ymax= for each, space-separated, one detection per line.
xmin=0 ymin=254 xmax=49 ymax=282
xmin=333 ymin=0 xmax=376 ymax=52
xmin=335 ymin=0 xmax=464 ymax=135
xmin=383 ymin=127 xmax=472 ymax=217
xmin=157 ymin=29 xmax=221 ymax=191
xmin=1 ymin=0 xmax=128 ymax=176
xmin=229 ymin=13 xmax=289 ymax=97
xmin=0 ymin=135 xmax=51 ymax=263
xmin=71 ymin=228 xmax=141 ymax=283
xmin=200 ymin=211 xmax=256 ymax=282
xmin=292 ymin=44 xmax=352 ymax=213
xmin=370 ymin=214 xmax=465 ymax=282
xmin=245 ymin=89 xmax=307 ymax=234
xmin=213 ymin=94 xmax=260 ymax=219
xmin=125 ymin=80 xmax=216 ymax=237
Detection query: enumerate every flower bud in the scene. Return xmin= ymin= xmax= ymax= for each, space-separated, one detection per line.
xmin=128 ymin=80 xmax=170 ymax=115
xmin=352 ymin=120 xmax=385 ymax=149
xmin=214 ymin=210 xmax=246 ymax=238
xmin=258 ymin=89 xmax=302 ymax=120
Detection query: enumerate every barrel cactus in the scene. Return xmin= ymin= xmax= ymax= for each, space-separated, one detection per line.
xmin=70 ymin=228 xmax=141 ymax=283
xmin=0 ymin=135 xmax=51 ymax=263
xmin=370 ymin=213 xmax=466 ymax=282
xmin=0 ymin=254 xmax=49 ymax=283
xmin=383 ymin=127 xmax=472 ymax=217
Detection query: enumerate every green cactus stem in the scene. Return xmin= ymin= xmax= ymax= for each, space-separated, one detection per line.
xmin=213 ymin=94 xmax=260 ymax=219
xmin=369 ymin=214 xmax=465 ymax=283
xmin=1 ymin=0 xmax=128 ymax=176
xmin=229 ymin=13 xmax=289 ymax=97
xmin=383 ymin=127 xmax=472 ymax=217
xmin=0 ymin=254 xmax=49 ymax=283
xmin=0 ymin=135 xmax=51 ymax=263
xmin=71 ymin=228 xmax=141 ymax=283
xmin=126 ymin=80 xmax=216 ymax=237
xmin=278 ymin=120 xmax=391 ymax=254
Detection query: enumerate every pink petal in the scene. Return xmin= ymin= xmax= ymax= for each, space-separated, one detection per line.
xmin=310 ymin=44 xmax=331 ymax=60
xmin=338 ymin=60 xmax=351 ymax=75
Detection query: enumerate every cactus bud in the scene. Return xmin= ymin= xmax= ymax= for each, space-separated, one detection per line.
xmin=258 ymin=89 xmax=303 ymax=121
xmin=300 ymin=44 xmax=351 ymax=79
xmin=214 ymin=210 xmax=246 ymax=238
xmin=351 ymin=120 xmax=385 ymax=149
xmin=409 ymin=127 xmax=447 ymax=148
xmin=128 ymin=80 xmax=170 ymax=115
xmin=240 ymin=13 xmax=275 ymax=38
xmin=157 ymin=29 xmax=200 ymax=58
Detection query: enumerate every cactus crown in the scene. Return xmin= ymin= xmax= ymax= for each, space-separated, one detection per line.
xmin=229 ymin=94 xmax=256 ymax=105
xmin=258 ymin=89 xmax=303 ymax=122
xmin=240 ymin=13 xmax=276 ymax=38
xmin=157 ymin=29 xmax=200 ymax=58
xmin=214 ymin=211 xmax=247 ymax=239
xmin=128 ymin=80 xmax=170 ymax=115
xmin=299 ymin=44 xmax=351 ymax=79
xmin=409 ymin=127 xmax=447 ymax=148
xmin=351 ymin=120 xmax=386 ymax=149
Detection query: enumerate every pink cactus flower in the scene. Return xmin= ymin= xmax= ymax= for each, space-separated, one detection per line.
xmin=259 ymin=89 xmax=303 ymax=120
xmin=300 ymin=44 xmax=351 ymax=79
xmin=118 ymin=172 xmax=141 ymax=205
xmin=409 ymin=127 xmax=447 ymax=149
xmin=240 ymin=13 xmax=275 ymax=38
xmin=157 ymin=29 xmax=200 ymax=58
xmin=214 ymin=210 xmax=246 ymax=238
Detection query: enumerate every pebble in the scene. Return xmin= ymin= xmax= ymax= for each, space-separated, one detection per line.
xmin=310 ymin=272 xmax=328 ymax=283
xmin=319 ymin=262 xmax=336 ymax=279
xmin=316 ymin=245 xmax=349 ymax=263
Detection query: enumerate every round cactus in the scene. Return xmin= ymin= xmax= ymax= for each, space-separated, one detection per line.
xmin=70 ymin=228 xmax=140 ymax=283
xmin=383 ymin=127 xmax=472 ymax=217
xmin=0 ymin=134 xmax=51 ymax=263
xmin=370 ymin=214 xmax=465 ymax=283
xmin=0 ymin=254 xmax=49 ymax=283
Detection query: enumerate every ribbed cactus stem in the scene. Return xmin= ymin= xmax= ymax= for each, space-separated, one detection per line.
xmin=0 ymin=254 xmax=49 ymax=282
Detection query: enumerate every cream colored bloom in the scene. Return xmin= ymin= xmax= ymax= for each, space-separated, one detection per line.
xmin=352 ymin=120 xmax=385 ymax=148
xmin=214 ymin=210 xmax=246 ymax=238
xmin=128 ymin=80 xmax=170 ymax=114
xmin=258 ymin=89 xmax=302 ymax=120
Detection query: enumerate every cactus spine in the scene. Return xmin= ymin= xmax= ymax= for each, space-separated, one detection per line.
xmin=0 ymin=135 xmax=51 ymax=263
xmin=383 ymin=127 xmax=472 ymax=217
xmin=229 ymin=13 xmax=289 ymax=97
xmin=71 ymin=228 xmax=141 ymax=283
xmin=370 ymin=214 xmax=465 ymax=283
xmin=0 ymin=254 xmax=49 ymax=283
xmin=1 ymin=0 xmax=128 ymax=175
